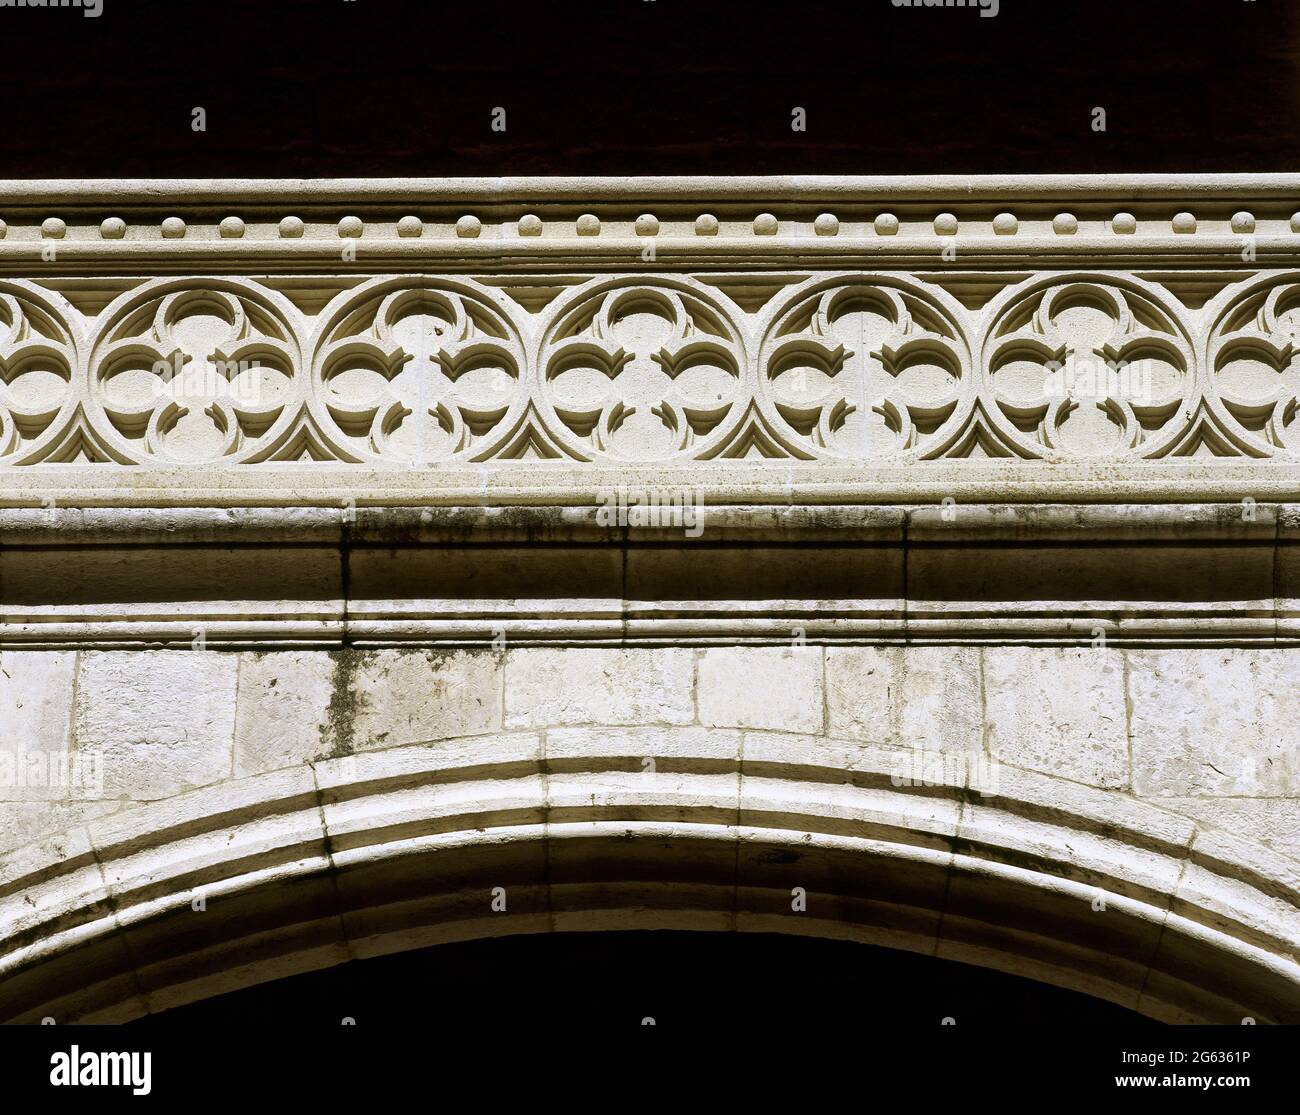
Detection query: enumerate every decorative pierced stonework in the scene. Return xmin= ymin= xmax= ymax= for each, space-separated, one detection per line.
xmin=982 ymin=277 xmax=1194 ymax=460
xmin=0 ymin=176 xmax=1298 ymax=472
xmin=89 ymin=281 xmax=301 ymax=464
xmin=312 ymin=279 xmax=526 ymax=464
xmin=759 ymin=276 xmax=970 ymax=460
xmin=0 ymin=285 xmax=78 ymax=464
xmin=1207 ymin=274 xmax=1300 ymax=455
xmin=6 ymin=270 xmax=1300 ymax=466
xmin=538 ymin=279 xmax=745 ymax=461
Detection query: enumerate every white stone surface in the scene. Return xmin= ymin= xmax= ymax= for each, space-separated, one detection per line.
xmin=504 ymin=648 xmax=693 ymax=728
xmin=984 ymin=648 xmax=1129 ymax=788
xmin=546 ymin=725 xmax=742 ymax=766
xmin=0 ymin=652 xmax=76 ymax=752
xmin=1160 ymin=798 xmax=1300 ymax=862
xmin=0 ymin=652 xmax=77 ymax=800
xmin=234 ymin=652 xmax=337 ymax=775
xmin=0 ymin=800 xmax=123 ymax=854
xmin=697 ymin=647 xmax=823 ymax=733
xmin=74 ymin=652 xmax=238 ymax=798
xmin=826 ymin=647 xmax=982 ymax=752
xmin=1129 ymin=650 xmax=1300 ymax=797
xmin=349 ymin=650 xmax=503 ymax=750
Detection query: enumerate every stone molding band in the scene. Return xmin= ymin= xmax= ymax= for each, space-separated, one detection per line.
xmin=4 ymin=173 xmax=1300 ymax=252
xmin=3 ymin=270 xmax=1300 ymax=468
xmin=2 ymin=177 xmax=1300 ymax=474
xmin=1 ymin=501 xmax=1294 ymax=649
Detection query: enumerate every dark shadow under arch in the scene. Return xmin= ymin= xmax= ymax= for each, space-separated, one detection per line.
xmin=136 ymin=930 xmax=1158 ymax=1030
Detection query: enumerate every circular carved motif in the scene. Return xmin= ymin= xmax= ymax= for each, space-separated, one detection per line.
xmin=983 ymin=279 xmax=1193 ymax=459
xmin=7 ymin=266 xmax=1300 ymax=469
xmin=758 ymin=279 xmax=970 ymax=459
xmin=1207 ymin=278 xmax=1300 ymax=454
xmin=312 ymin=280 xmax=525 ymax=464
xmin=537 ymin=281 xmax=746 ymax=461
xmin=90 ymin=282 xmax=300 ymax=464
xmin=0 ymin=288 xmax=77 ymax=463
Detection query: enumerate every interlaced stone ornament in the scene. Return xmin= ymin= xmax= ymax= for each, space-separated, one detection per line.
xmin=1206 ymin=274 xmax=1300 ymax=455
xmin=7 ymin=259 xmax=1300 ymax=467
xmin=311 ymin=278 xmax=525 ymax=464
xmin=758 ymin=277 xmax=971 ymax=460
xmin=0 ymin=286 xmax=79 ymax=464
xmin=537 ymin=279 xmax=746 ymax=461
xmin=89 ymin=281 xmax=301 ymax=464
xmin=982 ymin=277 xmax=1193 ymax=459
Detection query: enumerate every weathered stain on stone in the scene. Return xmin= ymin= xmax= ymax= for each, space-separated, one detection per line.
xmin=316 ymin=649 xmax=366 ymax=760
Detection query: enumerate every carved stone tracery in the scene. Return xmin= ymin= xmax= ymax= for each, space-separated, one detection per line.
xmin=312 ymin=279 xmax=526 ymax=464
xmin=538 ymin=279 xmax=746 ymax=461
xmin=759 ymin=277 xmax=970 ymax=460
xmin=88 ymin=281 xmax=302 ymax=465
xmin=2 ymin=270 xmax=1300 ymax=466
xmin=0 ymin=286 xmax=79 ymax=465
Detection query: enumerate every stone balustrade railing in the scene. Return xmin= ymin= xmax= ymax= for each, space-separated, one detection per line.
xmin=1 ymin=175 xmax=1299 ymax=477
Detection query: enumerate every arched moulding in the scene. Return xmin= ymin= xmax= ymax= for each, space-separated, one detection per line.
xmin=0 ymin=730 xmax=1296 ymax=1024
xmin=1202 ymin=272 xmax=1300 ymax=457
xmin=86 ymin=279 xmax=305 ymax=466
xmin=307 ymin=277 xmax=531 ymax=465
xmin=977 ymin=275 xmax=1198 ymax=461
xmin=0 ymin=282 xmax=85 ymax=466
xmin=754 ymin=274 xmax=975 ymax=462
xmin=535 ymin=276 xmax=751 ymax=462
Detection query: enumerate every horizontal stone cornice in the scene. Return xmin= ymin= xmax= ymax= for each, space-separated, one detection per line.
xmin=5 ymin=171 xmax=1300 ymax=211
xmin=0 ymin=175 xmax=1299 ymax=271
xmin=0 ymin=463 xmax=1297 ymax=508
xmin=1 ymin=500 xmax=1294 ymax=649
xmin=0 ymin=500 xmax=1290 ymax=542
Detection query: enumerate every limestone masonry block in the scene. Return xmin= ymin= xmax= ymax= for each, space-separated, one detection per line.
xmin=984 ymin=648 xmax=1129 ymax=788
xmin=826 ymin=647 xmax=982 ymax=752
xmin=0 ymin=800 xmax=123 ymax=855
xmin=0 ymin=653 xmax=76 ymax=744
xmin=344 ymin=650 xmax=503 ymax=752
xmin=545 ymin=725 xmax=742 ymax=766
xmin=74 ymin=651 xmax=238 ymax=799
xmin=1129 ymin=650 xmax=1300 ymax=797
xmin=0 ymin=652 xmax=77 ymax=798
xmin=1160 ymin=798 xmax=1300 ymax=862
xmin=234 ymin=651 xmax=337 ymax=776
xmin=697 ymin=647 xmax=823 ymax=733
xmin=505 ymin=648 xmax=694 ymax=728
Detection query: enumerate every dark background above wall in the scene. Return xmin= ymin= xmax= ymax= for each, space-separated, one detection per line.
xmin=0 ymin=0 xmax=1296 ymax=176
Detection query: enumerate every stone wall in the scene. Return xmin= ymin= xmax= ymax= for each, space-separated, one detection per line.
xmin=5 ymin=646 xmax=1297 ymax=859
xmin=2 ymin=175 xmax=1299 ymax=1024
